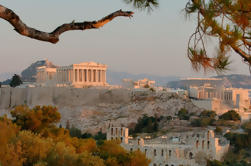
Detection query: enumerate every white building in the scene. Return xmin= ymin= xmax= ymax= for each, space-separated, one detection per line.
xmin=189 ymin=84 xmax=251 ymax=113
xmin=107 ymin=126 xmax=229 ymax=166
xmin=36 ymin=62 xmax=108 ymax=88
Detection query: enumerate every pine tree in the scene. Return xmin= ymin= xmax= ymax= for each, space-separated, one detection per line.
xmin=9 ymin=74 xmax=22 ymax=88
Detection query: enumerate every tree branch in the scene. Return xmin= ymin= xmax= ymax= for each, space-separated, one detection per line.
xmin=231 ymin=44 xmax=251 ymax=64
xmin=0 ymin=4 xmax=134 ymax=43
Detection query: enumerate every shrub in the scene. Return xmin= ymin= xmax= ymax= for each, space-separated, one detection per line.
xmin=132 ymin=115 xmax=158 ymax=134
xmin=215 ymin=126 xmax=222 ymax=134
xmin=220 ymin=110 xmax=241 ymax=121
xmin=177 ymin=108 xmax=190 ymax=120
xmin=191 ymin=117 xmax=215 ymax=127
xmin=200 ymin=110 xmax=216 ymax=119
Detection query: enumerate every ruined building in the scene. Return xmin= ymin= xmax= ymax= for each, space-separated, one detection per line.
xmin=107 ymin=126 xmax=229 ymax=166
xmin=36 ymin=62 xmax=108 ymax=88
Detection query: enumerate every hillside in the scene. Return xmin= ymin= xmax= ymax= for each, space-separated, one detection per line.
xmin=214 ymin=74 xmax=251 ymax=89
xmin=1 ymin=60 xmax=179 ymax=86
xmin=21 ymin=59 xmax=57 ymax=82
xmin=0 ymin=88 xmax=202 ymax=134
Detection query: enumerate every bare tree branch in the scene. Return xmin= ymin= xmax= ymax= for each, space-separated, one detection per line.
xmin=0 ymin=4 xmax=134 ymax=43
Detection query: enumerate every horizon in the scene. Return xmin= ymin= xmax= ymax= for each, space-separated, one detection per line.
xmin=0 ymin=0 xmax=250 ymax=79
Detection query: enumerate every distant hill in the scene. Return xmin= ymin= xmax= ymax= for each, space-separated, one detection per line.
xmin=213 ymin=74 xmax=251 ymax=89
xmin=107 ymin=70 xmax=179 ymax=86
xmin=167 ymin=74 xmax=251 ymax=89
xmin=0 ymin=72 xmax=15 ymax=82
xmin=21 ymin=59 xmax=57 ymax=82
xmin=1 ymin=60 xmax=180 ymax=86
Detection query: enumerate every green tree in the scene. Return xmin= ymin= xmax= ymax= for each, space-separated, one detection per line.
xmin=219 ymin=110 xmax=241 ymax=121
xmin=177 ymin=108 xmax=190 ymax=120
xmin=133 ymin=114 xmax=159 ymax=133
xmin=69 ymin=125 xmax=82 ymax=138
xmin=191 ymin=110 xmax=216 ymax=127
xmin=9 ymin=74 xmax=22 ymax=88
xmin=200 ymin=110 xmax=217 ymax=119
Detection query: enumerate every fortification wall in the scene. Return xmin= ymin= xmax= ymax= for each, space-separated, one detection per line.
xmin=0 ymin=87 xmax=132 ymax=109
xmin=0 ymin=87 xmax=202 ymax=133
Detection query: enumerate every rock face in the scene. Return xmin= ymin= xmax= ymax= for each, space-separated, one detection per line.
xmin=21 ymin=59 xmax=57 ymax=82
xmin=0 ymin=87 xmax=202 ymax=134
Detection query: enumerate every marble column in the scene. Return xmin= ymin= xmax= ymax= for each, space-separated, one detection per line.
xmin=82 ymin=69 xmax=84 ymax=82
xmin=73 ymin=69 xmax=75 ymax=83
xmin=88 ymin=69 xmax=92 ymax=82
xmin=99 ymin=70 xmax=101 ymax=82
xmin=86 ymin=69 xmax=88 ymax=82
xmin=79 ymin=69 xmax=82 ymax=82
xmin=96 ymin=70 xmax=98 ymax=82
xmin=84 ymin=69 xmax=87 ymax=82
xmin=102 ymin=70 xmax=105 ymax=83
xmin=93 ymin=70 xmax=95 ymax=82
xmin=104 ymin=70 xmax=106 ymax=83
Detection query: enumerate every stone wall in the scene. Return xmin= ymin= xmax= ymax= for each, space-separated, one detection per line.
xmin=0 ymin=87 xmax=202 ymax=133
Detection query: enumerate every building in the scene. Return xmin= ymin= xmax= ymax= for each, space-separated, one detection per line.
xmin=189 ymin=83 xmax=251 ymax=116
xmin=122 ymin=78 xmax=156 ymax=89
xmin=107 ymin=126 xmax=229 ymax=166
xmin=134 ymin=78 xmax=156 ymax=89
xmin=36 ymin=66 xmax=57 ymax=85
xmin=36 ymin=62 xmax=108 ymax=88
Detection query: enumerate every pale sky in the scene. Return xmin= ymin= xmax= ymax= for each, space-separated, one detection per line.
xmin=0 ymin=0 xmax=249 ymax=77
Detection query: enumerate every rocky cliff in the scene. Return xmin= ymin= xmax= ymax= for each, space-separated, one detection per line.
xmin=0 ymin=87 xmax=202 ymax=133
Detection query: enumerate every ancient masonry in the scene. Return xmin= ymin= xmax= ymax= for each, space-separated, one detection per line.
xmin=107 ymin=125 xmax=229 ymax=166
xmin=36 ymin=62 xmax=108 ymax=88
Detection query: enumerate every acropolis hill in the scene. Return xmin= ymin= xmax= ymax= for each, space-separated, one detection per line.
xmin=0 ymin=87 xmax=202 ymax=133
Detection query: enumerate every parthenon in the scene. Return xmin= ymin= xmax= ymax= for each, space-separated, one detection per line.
xmin=36 ymin=62 xmax=108 ymax=88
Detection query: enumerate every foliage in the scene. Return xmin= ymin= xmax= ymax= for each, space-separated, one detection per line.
xmin=123 ymin=0 xmax=159 ymax=10
xmin=215 ymin=126 xmax=223 ymax=134
xmin=9 ymin=74 xmax=22 ymax=87
xmin=185 ymin=0 xmax=251 ymax=72
xmin=224 ymin=132 xmax=251 ymax=152
xmin=11 ymin=105 xmax=60 ymax=133
xmin=177 ymin=108 xmax=190 ymax=120
xmin=200 ymin=110 xmax=217 ymax=119
xmin=219 ymin=110 xmax=241 ymax=121
xmin=132 ymin=114 xmax=159 ymax=133
xmin=241 ymin=119 xmax=251 ymax=134
xmin=207 ymin=149 xmax=251 ymax=166
xmin=144 ymin=84 xmax=150 ymax=88
xmin=126 ymin=0 xmax=250 ymax=72
xmin=69 ymin=125 xmax=82 ymax=138
xmin=191 ymin=110 xmax=216 ymax=127
xmin=0 ymin=105 xmax=150 ymax=166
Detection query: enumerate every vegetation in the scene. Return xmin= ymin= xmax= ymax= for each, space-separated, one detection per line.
xmin=215 ymin=126 xmax=223 ymax=134
xmin=1 ymin=0 xmax=250 ymax=71
xmin=191 ymin=110 xmax=216 ymax=127
xmin=9 ymin=74 xmax=22 ymax=87
xmin=177 ymin=108 xmax=190 ymax=120
xmin=131 ymin=114 xmax=159 ymax=134
xmin=127 ymin=0 xmax=251 ymax=72
xmin=207 ymin=120 xmax=251 ymax=166
xmin=220 ymin=110 xmax=241 ymax=121
xmin=0 ymin=105 xmax=150 ymax=166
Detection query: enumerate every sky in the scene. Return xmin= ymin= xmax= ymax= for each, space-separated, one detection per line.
xmin=0 ymin=0 xmax=249 ymax=78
